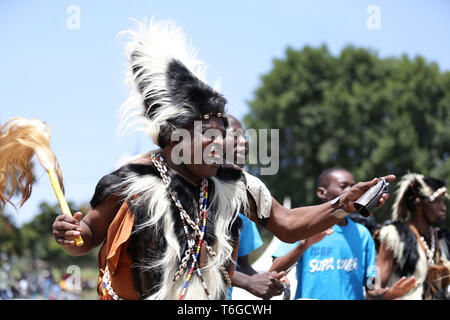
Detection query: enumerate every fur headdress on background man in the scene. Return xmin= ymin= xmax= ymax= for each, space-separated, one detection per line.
xmin=117 ymin=18 xmax=227 ymax=148
xmin=391 ymin=172 xmax=448 ymax=221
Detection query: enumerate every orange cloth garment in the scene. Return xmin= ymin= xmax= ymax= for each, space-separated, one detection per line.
xmin=97 ymin=200 xmax=139 ymax=300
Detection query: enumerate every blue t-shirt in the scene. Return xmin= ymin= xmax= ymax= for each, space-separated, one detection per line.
xmin=272 ymin=218 xmax=376 ymax=300
xmin=237 ymin=214 xmax=263 ymax=257
xmin=226 ymin=213 xmax=263 ymax=299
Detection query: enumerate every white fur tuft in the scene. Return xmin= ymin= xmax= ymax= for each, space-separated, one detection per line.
xmin=116 ymin=169 xmax=248 ymax=300
xmin=391 ymin=172 xmax=434 ymax=221
xmin=379 ymin=224 xmax=428 ymax=299
xmin=117 ymin=18 xmax=208 ymax=145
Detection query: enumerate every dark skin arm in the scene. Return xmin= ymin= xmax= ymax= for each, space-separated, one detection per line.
xmin=53 ymin=157 xmax=153 ymax=253
xmin=52 ymin=194 xmax=121 ymax=255
xmin=376 ymin=240 xmax=395 ymax=288
xmin=54 ymin=175 xmax=394 ymax=253
xmin=236 ymin=255 xmax=257 ymax=276
xmin=269 ymin=230 xmax=332 ymax=272
xmin=366 ymin=276 xmax=416 ymax=300
xmin=231 ymin=270 xmax=286 ymax=300
xmin=231 ymin=255 xmax=287 ymax=300
xmin=249 ymin=176 xmax=395 ymax=243
xmin=365 ymin=240 xmax=416 ymax=299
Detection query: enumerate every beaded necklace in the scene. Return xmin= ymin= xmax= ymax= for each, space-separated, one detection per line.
xmin=151 ymin=154 xmax=212 ymax=300
xmin=101 ymin=154 xmax=231 ymax=300
xmin=419 ymin=230 xmax=435 ymax=266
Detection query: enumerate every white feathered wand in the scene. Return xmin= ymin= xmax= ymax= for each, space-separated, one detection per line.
xmin=0 ymin=117 xmax=83 ymax=246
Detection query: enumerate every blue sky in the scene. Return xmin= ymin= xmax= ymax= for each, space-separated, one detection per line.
xmin=1 ymin=0 xmax=449 ymax=226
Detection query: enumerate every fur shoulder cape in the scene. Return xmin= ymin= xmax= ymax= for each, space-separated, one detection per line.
xmin=378 ymin=222 xmax=429 ymax=299
xmin=91 ymin=160 xmax=248 ymax=299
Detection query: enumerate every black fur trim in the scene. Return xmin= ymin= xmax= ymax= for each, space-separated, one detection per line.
xmin=150 ymin=58 xmax=228 ymax=148
xmin=216 ymin=166 xmax=244 ymax=181
xmin=391 ymin=221 xmax=419 ymax=277
xmin=348 ymin=213 xmax=377 ymax=235
xmin=129 ymin=53 xmax=227 ymax=148
xmin=167 ymin=59 xmax=227 ymax=119
xmin=93 ymin=159 xmax=243 ymax=298
xmin=90 ymin=163 xmax=156 ymax=208
xmin=128 ymin=168 xmax=242 ymax=298
xmin=438 ymin=228 xmax=450 ymax=245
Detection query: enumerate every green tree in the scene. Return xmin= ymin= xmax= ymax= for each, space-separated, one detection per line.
xmin=245 ymin=45 xmax=450 ymax=226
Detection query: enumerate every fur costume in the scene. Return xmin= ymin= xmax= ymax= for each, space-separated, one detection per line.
xmin=92 ymin=158 xmax=250 ymax=299
xmin=93 ymin=18 xmax=272 ymax=300
xmin=378 ymin=173 xmax=449 ymax=299
xmin=378 ymin=222 xmax=429 ymax=299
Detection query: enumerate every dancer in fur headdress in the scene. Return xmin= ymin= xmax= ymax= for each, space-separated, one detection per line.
xmin=376 ymin=173 xmax=449 ymax=299
xmin=51 ymin=18 xmax=394 ymax=300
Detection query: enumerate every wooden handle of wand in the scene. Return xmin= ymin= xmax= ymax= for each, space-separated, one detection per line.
xmin=47 ymin=169 xmax=84 ymax=247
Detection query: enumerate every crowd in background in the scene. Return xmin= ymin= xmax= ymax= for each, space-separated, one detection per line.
xmin=0 ymin=253 xmax=95 ymax=300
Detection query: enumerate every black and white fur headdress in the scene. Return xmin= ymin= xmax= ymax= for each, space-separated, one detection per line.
xmin=392 ymin=172 xmax=448 ymax=221
xmin=118 ymin=18 xmax=227 ymax=147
